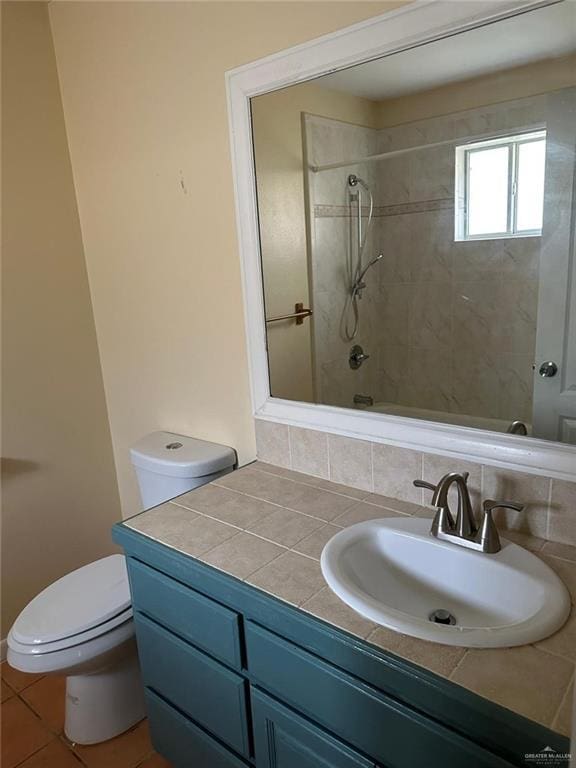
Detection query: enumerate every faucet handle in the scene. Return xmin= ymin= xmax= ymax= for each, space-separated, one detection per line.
xmin=482 ymin=499 xmax=524 ymax=514
xmin=413 ymin=479 xmax=437 ymax=492
xmin=478 ymin=500 xmax=524 ymax=554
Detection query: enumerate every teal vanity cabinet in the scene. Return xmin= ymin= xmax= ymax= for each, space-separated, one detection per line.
xmin=112 ymin=524 xmax=571 ymax=768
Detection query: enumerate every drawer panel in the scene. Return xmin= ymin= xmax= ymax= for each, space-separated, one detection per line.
xmin=136 ymin=613 xmax=249 ymax=757
xmin=146 ymin=689 xmax=247 ymax=768
xmin=128 ymin=558 xmax=242 ymax=668
xmin=245 ymin=622 xmax=513 ymax=768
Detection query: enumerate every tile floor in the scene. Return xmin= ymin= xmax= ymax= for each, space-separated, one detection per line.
xmin=0 ymin=662 xmax=170 ymax=768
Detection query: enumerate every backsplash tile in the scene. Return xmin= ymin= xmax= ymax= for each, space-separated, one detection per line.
xmin=254 ymin=419 xmax=576 ymax=547
xmin=372 ymin=443 xmax=422 ymax=503
xmin=549 ymin=480 xmax=576 ymax=547
xmin=254 ymin=420 xmax=290 ymax=468
xmin=482 ymin=467 xmax=550 ymax=539
xmin=327 ymin=434 xmax=373 ymax=491
xmin=290 ymin=427 xmax=329 ymax=479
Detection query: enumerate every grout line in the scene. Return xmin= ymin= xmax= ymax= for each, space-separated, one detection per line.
xmin=12 ymin=738 xmax=60 ymax=768
xmin=172 ymin=495 xmax=343 ymax=528
xmin=323 ymin=431 xmax=329 ymax=481
xmin=546 ymin=476 xmax=553 ymax=542
xmin=551 ymin=669 xmax=574 ymax=732
xmin=370 ymin=442 xmax=375 ymax=493
xmin=169 ymin=503 xmax=336 ymax=562
xmin=217 ymin=463 xmax=367 ymax=503
xmin=420 ymin=452 xmax=425 ymax=505
xmin=326 ymin=434 xmax=332 ymax=482
xmin=530 ymin=643 xmax=576 ymax=665
xmin=448 ymin=649 xmax=469 ymax=680
xmin=287 ymin=426 xmax=293 ymax=470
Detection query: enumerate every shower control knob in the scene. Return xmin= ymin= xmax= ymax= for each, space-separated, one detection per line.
xmin=349 ymin=345 xmax=370 ymax=370
xmin=538 ymin=361 xmax=558 ymax=378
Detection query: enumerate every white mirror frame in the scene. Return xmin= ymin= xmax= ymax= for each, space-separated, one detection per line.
xmin=226 ymin=0 xmax=576 ymax=482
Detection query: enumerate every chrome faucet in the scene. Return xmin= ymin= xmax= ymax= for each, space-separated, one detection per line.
xmin=413 ymin=472 xmax=524 ymax=554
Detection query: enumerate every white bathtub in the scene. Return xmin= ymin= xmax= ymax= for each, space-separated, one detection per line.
xmin=366 ymin=401 xmax=531 ymax=434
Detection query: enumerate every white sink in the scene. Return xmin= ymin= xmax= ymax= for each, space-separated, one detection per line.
xmin=321 ymin=517 xmax=571 ymax=648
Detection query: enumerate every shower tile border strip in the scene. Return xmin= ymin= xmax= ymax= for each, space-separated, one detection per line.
xmin=314 ymin=198 xmax=453 ymax=218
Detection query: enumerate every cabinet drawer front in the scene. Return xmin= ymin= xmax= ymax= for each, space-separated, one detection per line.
xmin=246 ymin=623 xmax=513 ymax=768
xmin=128 ymin=558 xmax=242 ymax=668
xmin=253 ymin=689 xmax=375 ymax=768
xmin=146 ymin=689 xmax=247 ymax=768
xmin=136 ymin=613 xmax=249 ymax=757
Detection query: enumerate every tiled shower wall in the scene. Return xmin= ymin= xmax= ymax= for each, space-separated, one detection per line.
xmin=305 ymin=91 xmax=572 ymax=422
xmin=254 ymin=419 xmax=576 ymax=547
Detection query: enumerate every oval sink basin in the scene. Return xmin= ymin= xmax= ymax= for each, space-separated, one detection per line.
xmin=321 ymin=517 xmax=571 ymax=648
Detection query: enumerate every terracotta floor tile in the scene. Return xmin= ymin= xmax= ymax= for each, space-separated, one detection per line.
xmin=0 ymin=697 xmax=54 ymax=768
xmin=73 ymin=718 xmax=152 ymax=768
xmin=18 ymin=739 xmax=83 ymax=768
xmin=137 ymin=753 xmax=172 ymax=768
xmin=1 ymin=679 xmax=15 ymax=702
xmin=1 ymin=660 xmax=45 ymax=692
xmin=21 ymin=676 xmax=66 ymax=733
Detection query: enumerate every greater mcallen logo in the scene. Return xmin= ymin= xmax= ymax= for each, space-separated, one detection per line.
xmin=524 ymin=745 xmax=571 ymax=766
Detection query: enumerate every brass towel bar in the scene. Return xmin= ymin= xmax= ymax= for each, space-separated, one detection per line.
xmin=266 ymin=302 xmax=313 ymax=325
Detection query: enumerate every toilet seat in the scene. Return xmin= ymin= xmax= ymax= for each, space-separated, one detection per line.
xmin=8 ymin=607 xmax=133 ymax=655
xmin=10 ymin=554 xmax=132 ymax=653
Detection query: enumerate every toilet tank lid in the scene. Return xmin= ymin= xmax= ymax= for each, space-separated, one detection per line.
xmin=130 ymin=431 xmax=236 ymax=478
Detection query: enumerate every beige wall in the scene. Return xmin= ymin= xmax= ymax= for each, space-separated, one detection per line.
xmin=377 ymin=53 xmax=576 ymax=128
xmin=48 ymin=1 xmax=396 ymax=517
xmin=1 ymin=3 xmax=121 ymax=634
xmin=251 ymin=83 xmax=378 ymax=402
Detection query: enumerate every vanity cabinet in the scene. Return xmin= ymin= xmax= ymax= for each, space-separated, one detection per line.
xmin=113 ymin=524 xmax=570 ymax=768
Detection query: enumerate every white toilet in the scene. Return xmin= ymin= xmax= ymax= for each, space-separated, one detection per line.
xmin=7 ymin=431 xmax=236 ymax=745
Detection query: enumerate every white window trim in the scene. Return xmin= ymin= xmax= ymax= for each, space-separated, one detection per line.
xmin=226 ymin=0 xmax=576 ymax=482
xmin=455 ymin=128 xmax=547 ymax=241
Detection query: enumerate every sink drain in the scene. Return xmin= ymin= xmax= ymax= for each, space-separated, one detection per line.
xmin=429 ymin=609 xmax=456 ymax=626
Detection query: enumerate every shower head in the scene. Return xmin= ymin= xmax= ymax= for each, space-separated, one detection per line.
xmin=353 ymin=253 xmax=384 ymax=294
xmin=348 ymin=174 xmax=370 ymax=192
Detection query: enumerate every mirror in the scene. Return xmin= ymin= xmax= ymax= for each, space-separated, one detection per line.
xmin=251 ymin=2 xmax=576 ymax=444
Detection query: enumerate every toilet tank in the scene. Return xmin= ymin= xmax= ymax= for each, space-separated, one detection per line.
xmin=130 ymin=432 xmax=237 ymax=510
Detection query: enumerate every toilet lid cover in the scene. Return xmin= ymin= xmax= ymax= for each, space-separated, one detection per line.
xmin=12 ymin=555 xmax=131 ymax=645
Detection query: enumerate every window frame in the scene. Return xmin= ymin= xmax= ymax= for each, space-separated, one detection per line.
xmin=455 ymin=129 xmax=546 ymax=242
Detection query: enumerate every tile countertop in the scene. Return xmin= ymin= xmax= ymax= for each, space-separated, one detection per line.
xmin=124 ymin=461 xmax=576 ymax=738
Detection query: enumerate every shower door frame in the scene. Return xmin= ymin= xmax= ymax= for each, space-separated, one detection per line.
xmin=226 ymin=0 xmax=576 ymax=482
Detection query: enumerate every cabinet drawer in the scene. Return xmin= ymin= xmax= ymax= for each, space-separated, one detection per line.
xmin=253 ymin=689 xmax=375 ymax=768
xmin=245 ymin=622 xmax=513 ymax=768
xmin=128 ymin=558 xmax=242 ymax=668
xmin=146 ymin=689 xmax=247 ymax=768
xmin=136 ymin=613 xmax=250 ymax=757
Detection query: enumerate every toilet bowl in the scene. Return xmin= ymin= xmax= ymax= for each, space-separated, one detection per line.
xmin=8 ymin=432 xmax=237 ymax=744
xmin=7 ymin=555 xmax=145 ymax=745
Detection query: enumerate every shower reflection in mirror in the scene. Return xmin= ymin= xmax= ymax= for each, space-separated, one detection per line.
xmin=250 ymin=2 xmax=576 ymax=444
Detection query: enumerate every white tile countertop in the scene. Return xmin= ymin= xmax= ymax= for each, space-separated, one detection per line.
xmin=124 ymin=461 xmax=575 ymax=736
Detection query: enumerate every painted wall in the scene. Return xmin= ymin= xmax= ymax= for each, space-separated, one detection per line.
xmin=48 ymin=1 xmax=397 ymax=518
xmin=1 ymin=2 xmax=121 ymax=633
xmin=251 ymin=83 xmax=378 ymax=402
xmin=376 ymin=53 xmax=576 ymax=128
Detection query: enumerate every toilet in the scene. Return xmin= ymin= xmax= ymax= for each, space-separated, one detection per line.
xmin=7 ymin=432 xmax=236 ymax=745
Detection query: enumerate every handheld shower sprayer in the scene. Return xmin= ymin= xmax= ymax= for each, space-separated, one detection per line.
xmin=352 ymin=253 xmax=384 ymax=297
xmin=343 ymin=173 xmax=377 ymax=341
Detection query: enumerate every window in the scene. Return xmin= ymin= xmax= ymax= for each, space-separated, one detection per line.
xmin=455 ymin=130 xmax=546 ymax=241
